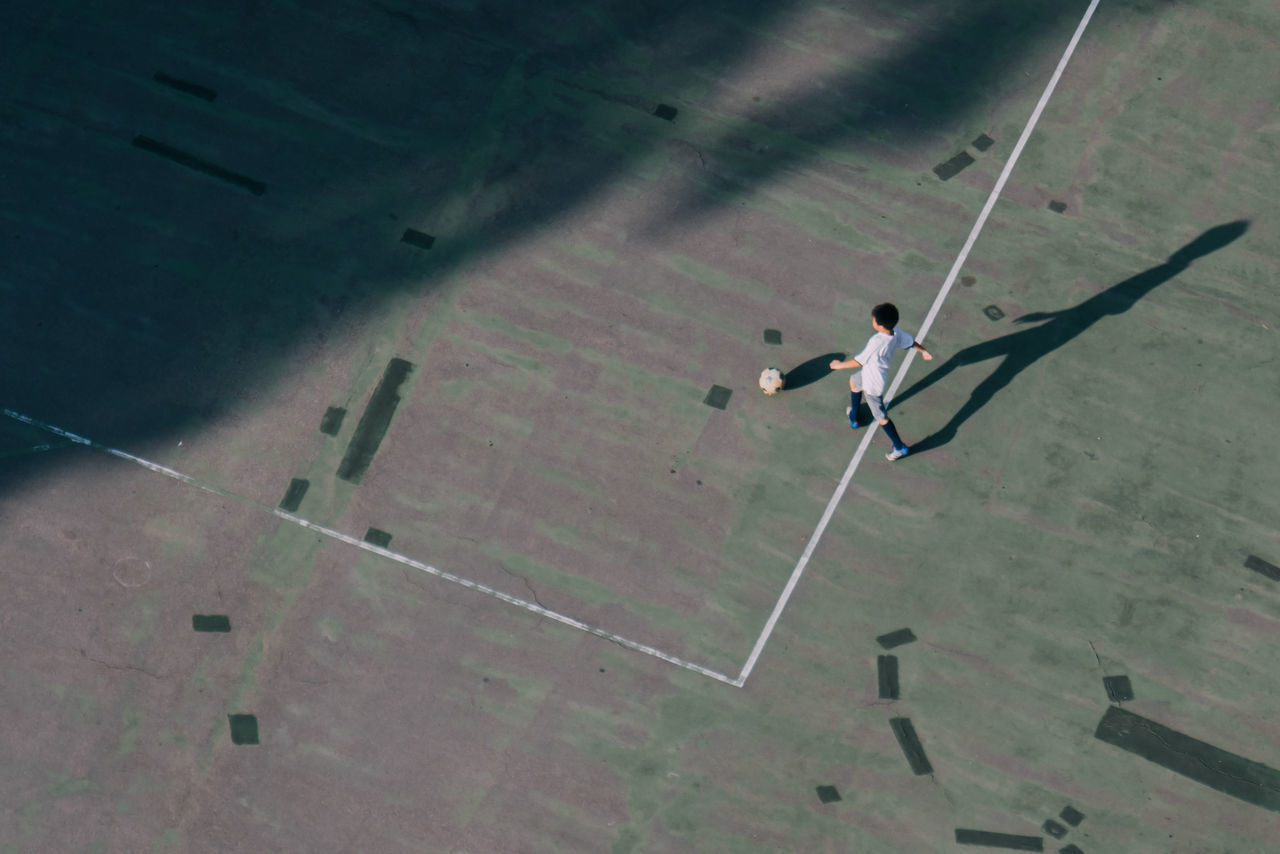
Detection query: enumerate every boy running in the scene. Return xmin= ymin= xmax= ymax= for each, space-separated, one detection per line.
xmin=829 ymin=303 xmax=933 ymax=460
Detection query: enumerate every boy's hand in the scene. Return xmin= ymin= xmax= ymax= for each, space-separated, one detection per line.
xmin=829 ymin=359 xmax=843 ymax=370
xmin=921 ymin=350 xmax=933 ymax=361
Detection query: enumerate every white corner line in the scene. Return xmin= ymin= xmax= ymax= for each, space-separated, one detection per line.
xmin=734 ymin=0 xmax=1104 ymax=687
xmin=0 ymin=407 xmax=740 ymax=686
xmin=0 ymin=2 xmax=1101 ymax=693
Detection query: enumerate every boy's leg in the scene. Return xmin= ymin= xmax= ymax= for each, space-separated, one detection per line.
xmin=879 ymin=419 xmax=908 ymax=458
xmin=847 ymin=375 xmax=864 ymax=429
xmin=868 ymin=394 xmax=909 ymax=459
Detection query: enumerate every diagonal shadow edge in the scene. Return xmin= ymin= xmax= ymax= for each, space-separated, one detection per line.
xmin=1 ymin=0 xmax=1084 ymax=494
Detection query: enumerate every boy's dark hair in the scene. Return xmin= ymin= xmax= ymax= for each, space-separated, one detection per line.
xmin=872 ymin=303 xmax=899 ymax=330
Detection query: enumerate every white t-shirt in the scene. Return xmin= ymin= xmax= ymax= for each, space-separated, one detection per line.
xmin=854 ymin=329 xmax=915 ymax=395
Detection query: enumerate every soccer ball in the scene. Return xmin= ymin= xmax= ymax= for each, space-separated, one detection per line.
xmin=758 ymin=367 xmax=785 ymax=395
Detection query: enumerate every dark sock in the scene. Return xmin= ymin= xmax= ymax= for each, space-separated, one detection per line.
xmin=850 ymin=391 xmax=862 ymax=415
xmin=880 ymin=419 xmax=905 ymax=449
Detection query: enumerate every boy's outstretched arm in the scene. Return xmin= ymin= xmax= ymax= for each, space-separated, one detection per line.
xmin=829 ymin=357 xmax=862 ymax=371
xmin=911 ymin=341 xmax=934 ymax=361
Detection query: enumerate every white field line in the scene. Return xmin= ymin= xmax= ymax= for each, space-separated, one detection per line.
xmin=734 ymin=0 xmax=1104 ymax=686
xmin=3 ymin=2 xmax=1101 ymax=691
xmin=0 ymin=407 xmax=739 ymax=686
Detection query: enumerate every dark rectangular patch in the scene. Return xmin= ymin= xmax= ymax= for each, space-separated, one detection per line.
xmin=338 ymin=358 xmax=414 ymax=484
xmin=972 ymin=133 xmax=995 ymax=152
xmin=1094 ymin=705 xmax=1280 ymax=811
xmin=1058 ymin=846 xmax=1083 ymax=854
xmin=1048 ymin=200 xmax=1068 ymax=213
xmin=876 ymin=628 xmax=916 ymax=649
xmin=654 ymin=103 xmax=678 ymax=121
xmin=815 ymin=784 xmax=841 ymax=803
xmin=703 ymin=385 xmax=732 ymax=410
xmin=153 ymin=71 xmax=217 ymax=101
xmin=878 ymin=655 xmax=899 ymax=699
xmin=1041 ymin=819 xmax=1066 ymax=839
xmin=1103 ymin=674 xmax=1134 ymax=702
xmin=1245 ymin=554 xmax=1280 ymax=582
xmin=364 ymin=527 xmax=393 ymax=548
xmin=763 ymin=328 xmax=783 ymax=345
xmin=401 ymin=228 xmax=435 ymax=250
xmin=1059 ymin=806 xmax=1084 ymax=826
xmin=228 ymin=714 xmax=259 ymax=745
xmin=192 ymin=614 xmax=231 ymax=632
xmin=954 ymin=829 xmax=1043 ymax=850
xmin=889 ymin=717 xmax=932 ymax=775
xmin=320 ymin=406 xmax=346 ymax=436
xmin=279 ymin=478 xmax=309 ymax=512
xmin=131 ymin=135 xmax=265 ymax=195
xmin=933 ymin=151 xmax=975 ymax=181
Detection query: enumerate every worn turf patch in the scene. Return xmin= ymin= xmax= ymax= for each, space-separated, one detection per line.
xmin=815 ymin=785 xmax=841 ymax=803
xmin=890 ymin=717 xmax=932 ymax=775
xmin=1245 ymin=554 xmax=1280 ymax=582
xmin=877 ymin=655 xmax=899 ymax=699
xmin=364 ymin=527 xmax=393 ymax=548
xmin=1094 ymin=706 xmax=1280 ymax=811
xmin=954 ymin=829 xmax=1043 ymax=850
xmin=320 ymin=406 xmax=346 ymax=436
xmin=1103 ymin=675 xmax=1134 ymax=702
xmin=279 ymin=478 xmax=310 ymax=512
xmin=653 ymin=103 xmax=678 ymax=121
xmin=983 ymin=305 xmax=1006 ymax=321
xmin=153 ymin=71 xmax=217 ymax=101
xmin=933 ymin=151 xmax=975 ymax=181
xmin=228 ymin=714 xmax=259 ymax=745
xmin=132 ymin=135 xmax=265 ymax=195
xmin=192 ymin=614 xmax=231 ymax=632
xmin=972 ymin=133 xmax=995 ymax=152
xmin=401 ymin=228 xmax=436 ymax=250
xmin=1042 ymin=819 xmax=1066 ymax=839
xmin=703 ymin=385 xmax=732 ymax=410
xmin=1059 ymin=806 xmax=1084 ymax=826
xmin=876 ymin=628 xmax=916 ymax=649
xmin=338 ymin=358 xmax=414 ymax=484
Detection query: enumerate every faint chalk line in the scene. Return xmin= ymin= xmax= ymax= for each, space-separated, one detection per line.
xmin=0 ymin=407 xmax=738 ymax=686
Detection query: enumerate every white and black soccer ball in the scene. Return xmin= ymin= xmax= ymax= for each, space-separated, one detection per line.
xmin=758 ymin=367 xmax=785 ymax=395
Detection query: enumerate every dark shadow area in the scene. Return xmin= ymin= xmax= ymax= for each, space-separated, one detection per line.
xmin=891 ymin=221 xmax=1250 ymax=454
xmin=0 ymin=0 xmax=1078 ymax=490
xmin=778 ymin=352 xmax=845 ymax=391
xmin=651 ymin=0 xmax=1082 ymax=230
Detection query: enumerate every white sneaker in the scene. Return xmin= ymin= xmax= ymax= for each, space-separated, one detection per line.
xmin=885 ymin=447 xmax=908 ymax=461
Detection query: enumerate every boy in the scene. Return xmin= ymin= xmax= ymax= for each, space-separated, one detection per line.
xmin=829 ymin=303 xmax=933 ymax=460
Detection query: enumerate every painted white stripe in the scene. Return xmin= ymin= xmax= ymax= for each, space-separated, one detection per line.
xmin=2 ymin=2 xmax=1100 ymax=690
xmin=735 ymin=0 xmax=1103 ymax=686
xmin=1 ymin=407 xmax=739 ymax=686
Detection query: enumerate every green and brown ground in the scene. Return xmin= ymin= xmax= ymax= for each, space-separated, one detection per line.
xmin=2 ymin=0 xmax=1278 ymax=851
